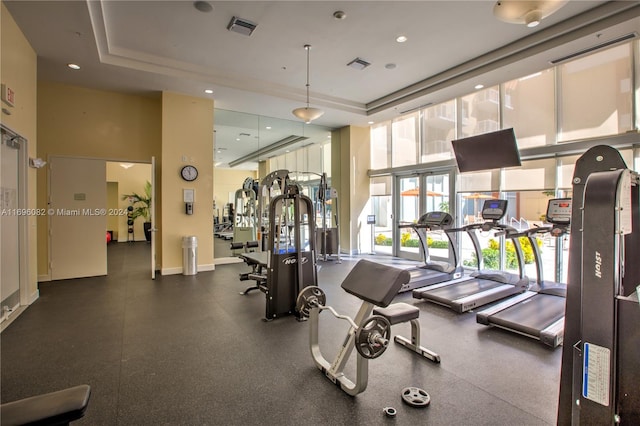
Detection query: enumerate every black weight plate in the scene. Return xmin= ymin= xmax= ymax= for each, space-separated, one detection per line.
xmin=401 ymin=387 xmax=430 ymax=407
xmin=295 ymin=286 xmax=325 ymax=318
xmin=355 ymin=315 xmax=391 ymax=359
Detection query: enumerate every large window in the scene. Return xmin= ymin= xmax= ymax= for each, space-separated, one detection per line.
xmin=460 ymin=86 xmax=500 ymax=138
xmin=370 ymin=123 xmax=391 ymax=170
xmin=368 ymin=39 xmax=639 ymax=275
xmin=422 ymin=100 xmax=456 ymax=163
xmin=391 ymin=113 xmax=419 ymax=167
xmin=503 ymin=70 xmax=555 ymax=148
xmin=268 ymin=141 xmax=331 ymax=176
xmin=559 ymin=43 xmax=633 ymax=142
xmin=370 ymin=176 xmax=392 ymax=255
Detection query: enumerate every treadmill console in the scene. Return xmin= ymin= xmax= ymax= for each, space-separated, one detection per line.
xmin=481 ymin=199 xmax=508 ymax=221
xmin=546 ymin=198 xmax=571 ymax=225
xmin=417 ymin=211 xmax=453 ymax=227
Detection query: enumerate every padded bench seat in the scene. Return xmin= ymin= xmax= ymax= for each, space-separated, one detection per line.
xmin=374 ymin=302 xmax=441 ymax=364
xmin=0 ymin=384 xmax=91 ymax=426
xmin=373 ymin=303 xmax=420 ymax=325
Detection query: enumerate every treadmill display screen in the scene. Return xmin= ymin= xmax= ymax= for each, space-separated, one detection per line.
xmin=481 ymin=199 xmax=508 ymax=220
xmin=418 ymin=211 xmax=453 ymax=227
xmin=546 ymin=198 xmax=572 ymax=225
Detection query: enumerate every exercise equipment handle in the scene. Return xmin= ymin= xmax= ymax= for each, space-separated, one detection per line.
xmin=319 ymin=305 xmax=359 ymax=329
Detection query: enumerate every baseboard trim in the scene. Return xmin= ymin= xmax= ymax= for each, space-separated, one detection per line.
xmin=28 ymin=290 xmax=39 ymax=304
xmin=38 ymin=274 xmax=51 ymax=282
xmin=161 ymin=264 xmax=216 ymax=275
xmin=161 ymin=267 xmax=182 ymax=276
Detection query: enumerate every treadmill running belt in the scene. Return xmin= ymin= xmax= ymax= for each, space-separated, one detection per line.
xmin=423 ymin=278 xmax=504 ymax=301
xmin=489 ymin=294 xmax=565 ymax=338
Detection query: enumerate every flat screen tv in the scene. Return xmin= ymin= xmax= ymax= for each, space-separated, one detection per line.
xmin=451 ymin=128 xmax=521 ymax=173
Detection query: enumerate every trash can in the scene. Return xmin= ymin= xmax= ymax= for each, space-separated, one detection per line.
xmin=182 ymin=236 xmax=198 ymax=276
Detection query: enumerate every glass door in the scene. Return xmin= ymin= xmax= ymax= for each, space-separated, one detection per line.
xmin=395 ymin=171 xmax=453 ymax=262
xmin=423 ymin=173 xmax=452 ymax=263
xmin=396 ymin=176 xmax=421 ymax=260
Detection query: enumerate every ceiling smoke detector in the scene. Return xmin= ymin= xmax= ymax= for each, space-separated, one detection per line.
xmin=227 ymin=16 xmax=258 ymax=36
xmin=347 ymin=58 xmax=371 ymax=70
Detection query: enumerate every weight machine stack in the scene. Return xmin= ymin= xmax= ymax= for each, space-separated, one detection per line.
xmin=264 ymin=180 xmax=317 ymax=320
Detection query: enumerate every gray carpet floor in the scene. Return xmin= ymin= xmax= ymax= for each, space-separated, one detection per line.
xmin=1 ymin=242 xmax=562 ymax=425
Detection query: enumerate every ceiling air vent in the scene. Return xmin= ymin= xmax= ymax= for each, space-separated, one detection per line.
xmin=227 ymin=16 xmax=258 ymax=36
xmin=347 ymin=58 xmax=371 ymax=70
xmin=550 ymin=32 xmax=638 ymax=64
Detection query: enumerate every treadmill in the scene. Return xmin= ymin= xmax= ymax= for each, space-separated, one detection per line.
xmin=476 ymin=198 xmax=571 ymax=347
xmin=398 ymin=211 xmax=464 ymax=293
xmin=413 ymin=199 xmax=529 ymax=313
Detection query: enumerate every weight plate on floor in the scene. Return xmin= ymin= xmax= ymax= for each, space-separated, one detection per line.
xmin=401 ymin=387 xmax=430 ymax=408
xmin=383 ymin=407 xmax=397 ymax=417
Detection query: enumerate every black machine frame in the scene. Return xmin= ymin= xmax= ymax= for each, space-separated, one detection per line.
xmin=237 ymin=171 xmax=318 ymax=321
xmin=557 ymin=145 xmax=640 ymax=424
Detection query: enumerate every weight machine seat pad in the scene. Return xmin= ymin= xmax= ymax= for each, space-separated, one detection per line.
xmin=0 ymin=384 xmax=91 ymax=426
xmin=373 ymin=303 xmax=420 ymax=325
xmin=341 ymin=260 xmax=411 ymax=307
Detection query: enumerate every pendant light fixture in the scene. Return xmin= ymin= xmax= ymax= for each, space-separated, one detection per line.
xmin=493 ymin=0 xmax=568 ymax=28
xmin=292 ymin=44 xmax=324 ymax=124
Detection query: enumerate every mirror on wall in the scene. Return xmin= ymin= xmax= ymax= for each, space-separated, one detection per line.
xmin=213 ymin=109 xmax=332 ymax=259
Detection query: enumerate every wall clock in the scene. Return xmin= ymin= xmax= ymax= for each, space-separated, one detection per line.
xmin=180 ymin=165 xmax=198 ymax=181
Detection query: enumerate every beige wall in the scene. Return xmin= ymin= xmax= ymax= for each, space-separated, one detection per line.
xmin=106 ymin=162 xmax=152 ymax=242
xmin=161 ymin=92 xmax=214 ymax=273
xmin=213 ymin=168 xmax=257 ymax=222
xmin=332 ymin=125 xmax=371 ymax=254
xmin=1 ymin=3 xmax=38 ymax=301
xmin=37 ymin=81 xmax=162 ymax=277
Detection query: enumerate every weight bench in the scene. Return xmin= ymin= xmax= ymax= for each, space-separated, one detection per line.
xmin=0 ymin=384 xmax=91 ymax=426
xmin=230 ymin=240 xmax=259 ymax=252
xmin=237 ymin=250 xmax=269 ymax=295
xmin=373 ymin=302 xmax=440 ymax=363
xmin=297 ymin=259 xmax=441 ymax=396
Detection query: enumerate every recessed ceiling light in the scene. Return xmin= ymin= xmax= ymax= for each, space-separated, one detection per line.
xmin=265 ymin=126 xmax=272 ymax=130
xmin=236 ymin=138 xmax=240 ymax=141
xmin=396 ymin=35 xmax=408 ymax=43
xmin=67 ymin=63 xmax=81 ymax=70
xmin=204 ymin=89 xmax=213 ymax=94
xmin=474 ymin=84 xmax=484 ymax=90
xmin=368 ymin=121 xmax=374 ymax=125
xmin=194 ymin=1 xmax=213 ymax=13
xmin=333 ymin=10 xmax=347 ymax=20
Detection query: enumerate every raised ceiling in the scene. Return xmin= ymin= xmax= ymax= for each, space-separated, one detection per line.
xmin=5 ymin=1 xmax=640 ymax=167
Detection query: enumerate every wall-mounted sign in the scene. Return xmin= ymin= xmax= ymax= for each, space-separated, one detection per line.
xmin=1 ymin=84 xmax=15 ymax=107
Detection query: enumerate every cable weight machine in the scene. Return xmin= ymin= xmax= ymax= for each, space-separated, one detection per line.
xmin=557 ymin=145 xmax=639 ymax=425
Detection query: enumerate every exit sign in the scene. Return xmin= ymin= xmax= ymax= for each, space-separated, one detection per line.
xmin=1 ymin=84 xmax=15 ymax=107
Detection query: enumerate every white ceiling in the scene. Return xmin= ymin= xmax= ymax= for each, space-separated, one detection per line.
xmin=5 ymin=1 xmax=640 ymax=168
